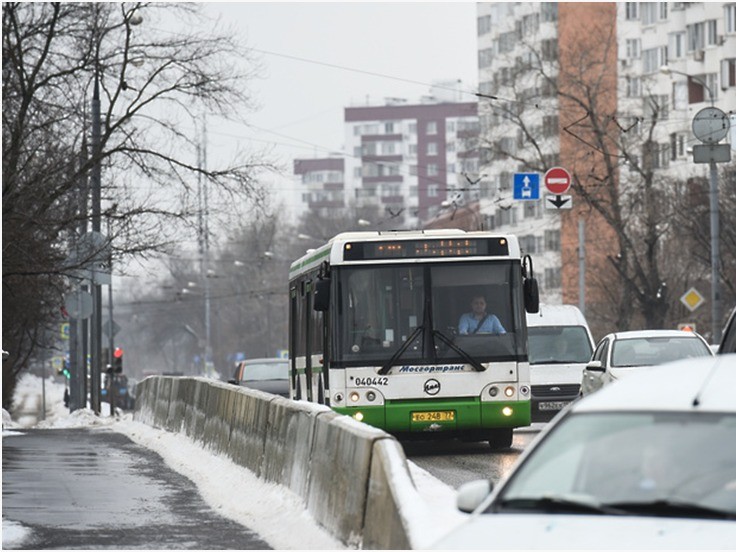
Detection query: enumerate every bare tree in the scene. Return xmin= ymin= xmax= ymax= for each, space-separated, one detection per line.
xmin=2 ymin=2 xmax=272 ymax=408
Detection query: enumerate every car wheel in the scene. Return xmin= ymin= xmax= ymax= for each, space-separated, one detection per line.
xmin=488 ymin=428 xmax=513 ymax=450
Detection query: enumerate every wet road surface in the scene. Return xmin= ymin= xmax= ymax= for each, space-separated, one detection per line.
xmin=2 ymin=428 xmax=271 ymax=549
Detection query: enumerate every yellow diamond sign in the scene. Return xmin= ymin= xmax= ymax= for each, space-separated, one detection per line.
xmin=680 ymin=287 xmax=705 ymax=312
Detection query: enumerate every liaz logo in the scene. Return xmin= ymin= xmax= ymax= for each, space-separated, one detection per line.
xmin=423 ymin=379 xmax=440 ymax=396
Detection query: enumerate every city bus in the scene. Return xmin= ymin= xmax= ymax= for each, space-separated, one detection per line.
xmin=288 ymin=229 xmax=539 ymax=449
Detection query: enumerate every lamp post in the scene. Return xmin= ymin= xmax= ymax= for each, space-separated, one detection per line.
xmin=660 ymin=65 xmax=727 ymax=343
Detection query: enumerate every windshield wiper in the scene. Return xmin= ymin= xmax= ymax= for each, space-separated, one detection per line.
xmin=605 ymin=499 xmax=736 ymax=520
xmin=433 ymin=330 xmax=485 ymax=372
xmin=378 ymin=325 xmax=424 ymax=375
xmin=497 ymin=495 xmax=626 ymax=515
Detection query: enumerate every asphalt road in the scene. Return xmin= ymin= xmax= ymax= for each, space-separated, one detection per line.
xmin=404 ymin=426 xmax=542 ymax=489
xmin=2 ymin=428 xmax=271 ymax=550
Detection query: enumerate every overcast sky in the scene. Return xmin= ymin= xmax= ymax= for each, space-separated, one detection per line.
xmin=199 ymin=2 xmax=480 ymax=210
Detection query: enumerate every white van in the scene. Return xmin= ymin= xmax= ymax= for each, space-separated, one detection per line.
xmin=526 ymin=304 xmax=595 ymax=422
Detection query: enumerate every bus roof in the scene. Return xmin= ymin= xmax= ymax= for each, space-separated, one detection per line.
xmin=289 ymin=229 xmax=522 ymax=279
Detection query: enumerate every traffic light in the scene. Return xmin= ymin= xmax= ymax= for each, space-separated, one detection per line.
xmin=61 ymin=359 xmax=71 ymax=379
xmin=113 ymin=347 xmax=124 ymax=373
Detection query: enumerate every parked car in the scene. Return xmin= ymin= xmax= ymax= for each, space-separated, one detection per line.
xmin=719 ymin=306 xmax=736 ymax=355
xmin=229 ymin=358 xmax=290 ymax=398
xmin=433 ymin=354 xmax=736 ymax=549
xmin=581 ymin=329 xmax=713 ymax=396
xmin=526 ymin=304 xmax=595 ymax=422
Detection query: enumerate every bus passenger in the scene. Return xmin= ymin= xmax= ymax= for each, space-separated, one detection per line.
xmin=458 ymin=295 xmax=506 ymax=335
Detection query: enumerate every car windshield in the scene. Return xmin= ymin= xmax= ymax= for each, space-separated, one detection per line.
xmin=528 ymin=326 xmax=593 ymax=364
xmin=244 ymin=362 xmax=289 ymax=381
xmin=493 ymin=411 xmax=736 ymax=518
xmin=611 ymin=337 xmax=711 ymax=367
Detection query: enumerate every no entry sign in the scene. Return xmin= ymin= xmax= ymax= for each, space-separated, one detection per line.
xmin=544 ymin=167 xmax=571 ymax=195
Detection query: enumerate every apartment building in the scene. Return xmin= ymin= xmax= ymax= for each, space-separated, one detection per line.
xmin=476 ymin=2 xmax=735 ymax=335
xmin=293 ymin=84 xmax=480 ymax=229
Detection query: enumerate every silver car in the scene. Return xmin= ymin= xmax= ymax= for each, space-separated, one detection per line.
xmin=433 ymin=354 xmax=736 ymax=549
xmin=581 ymin=329 xmax=713 ymax=396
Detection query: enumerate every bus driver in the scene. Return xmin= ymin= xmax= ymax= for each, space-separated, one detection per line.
xmin=458 ymin=295 xmax=506 ymax=335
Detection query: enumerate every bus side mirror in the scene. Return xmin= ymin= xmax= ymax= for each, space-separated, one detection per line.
xmin=313 ymin=278 xmax=330 ymax=311
xmin=524 ymin=277 xmax=539 ymax=313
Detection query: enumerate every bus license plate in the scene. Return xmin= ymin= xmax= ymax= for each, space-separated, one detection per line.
xmin=538 ymin=401 xmax=569 ymax=411
xmin=411 ymin=411 xmax=455 ymax=422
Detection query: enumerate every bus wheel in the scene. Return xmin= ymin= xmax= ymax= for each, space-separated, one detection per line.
xmin=488 ymin=428 xmax=513 ymax=450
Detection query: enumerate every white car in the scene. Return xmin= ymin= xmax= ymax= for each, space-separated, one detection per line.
xmin=433 ymin=354 xmax=736 ymax=549
xmin=581 ymin=329 xmax=713 ymax=396
xmin=526 ymin=304 xmax=595 ymax=421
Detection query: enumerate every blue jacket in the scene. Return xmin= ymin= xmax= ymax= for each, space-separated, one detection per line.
xmin=458 ymin=313 xmax=506 ymax=335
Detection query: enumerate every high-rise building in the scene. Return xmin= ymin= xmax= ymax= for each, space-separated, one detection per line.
xmin=476 ymin=2 xmax=735 ymax=336
xmin=293 ymin=85 xmax=480 ymax=229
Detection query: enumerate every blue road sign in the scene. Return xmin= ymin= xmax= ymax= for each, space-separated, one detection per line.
xmin=513 ymin=173 xmax=540 ymax=200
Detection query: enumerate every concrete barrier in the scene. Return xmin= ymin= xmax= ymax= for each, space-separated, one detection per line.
xmin=134 ymin=377 xmax=418 ymax=549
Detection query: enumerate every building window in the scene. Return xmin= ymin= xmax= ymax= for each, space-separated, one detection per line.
xmin=354 ymin=167 xmax=362 ymax=178
xmin=659 ymin=2 xmax=668 ymax=20
xmin=409 ymin=165 xmax=418 ymax=176
xmin=722 ymin=59 xmax=736 ymax=89
xmin=625 ymin=2 xmax=639 ymax=20
xmin=409 ymin=144 xmax=417 ymax=155
xmin=426 ymin=142 xmax=438 ymax=155
xmin=541 ymin=2 xmax=558 ymax=22
xmin=477 ymin=14 xmax=492 ymax=35
xmin=669 ymin=31 xmax=685 ymax=59
xmin=626 ymin=38 xmax=641 ymax=59
xmin=626 ymin=76 xmax=642 ymax=97
xmin=670 ymin=133 xmax=686 ymax=160
xmin=544 ymin=267 xmax=561 ymax=289
xmin=541 ymin=39 xmax=558 ymax=61
xmin=642 ymin=47 xmax=667 ymax=74
xmin=409 ymin=123 xmax=417 ymax=134
xmin=479 ymin=48 xmax=494 ymax=68
xmin=426 ymin=121 xmax=438 ymax=135
xmin=427 ymin=163 xmax=438 ymax=176
xmin=641 ymin=2 xmax=657 ymax=25
xmin=672 ymin=81 xmax=688 ymax=109
xmin=707 ymin=19 xmax=718 ymax=45
xmin=542 ymin=115 xmax=559 ymax=137
xmin=644 ymin=94 xmax=669 ymax=120
xmin=427 ymin=184 xmax=439 ymax=197
xmin=706 ymin=73 xmax=719 ymax=101
xmin=687 ymin=22 xmax=705 ymax=51
xmin=544 ymin=230 xmax=560 ymax=251
xmin=727 ymin=4 xmax=736 ymax=34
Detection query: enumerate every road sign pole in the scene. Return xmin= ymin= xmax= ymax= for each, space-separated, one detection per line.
xmin=709 ymin=160 xmax=722 ymax=343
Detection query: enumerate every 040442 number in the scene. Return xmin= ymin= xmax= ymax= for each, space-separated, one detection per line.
xmin=353 ymin=377 xmax=389 ymax=386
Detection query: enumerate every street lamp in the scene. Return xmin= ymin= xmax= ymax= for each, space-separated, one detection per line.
xmin=660 ymin=65 xmax=725 ymax=342
xmin=660 ymin=65 xmax=714 ymax=106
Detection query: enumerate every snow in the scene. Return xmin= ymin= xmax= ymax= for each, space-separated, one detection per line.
xmin=3 ymin=373 xmax=465 ymax=549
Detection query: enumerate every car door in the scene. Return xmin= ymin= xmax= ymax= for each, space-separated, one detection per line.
xmin=582 ymin=337 xmax=609 ymax=395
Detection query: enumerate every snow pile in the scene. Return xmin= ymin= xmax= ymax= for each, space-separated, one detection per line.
xmin=4 ymin=372 xmax=463 ymax=550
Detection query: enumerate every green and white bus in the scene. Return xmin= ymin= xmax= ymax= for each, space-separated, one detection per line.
xmin=288 ymin=229 xmax=539 ymax=449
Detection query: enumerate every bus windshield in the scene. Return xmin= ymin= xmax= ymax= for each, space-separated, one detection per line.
xmin=335 ymin=261 xmax=526 ymax=367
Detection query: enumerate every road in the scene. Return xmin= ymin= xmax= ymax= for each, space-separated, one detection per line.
xmin=404 ymin=426 xmax=542 ymax=488
xmin=2 ymin=428 xmax=271 ymax=550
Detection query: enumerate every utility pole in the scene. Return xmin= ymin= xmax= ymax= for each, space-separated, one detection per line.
xmin=90 ymin=30 xmax=103 ymax=415
xmin=197 ymin=116 xmax=212 ymax=376
xmin=578 ymin=219 xmax=586 ymax=315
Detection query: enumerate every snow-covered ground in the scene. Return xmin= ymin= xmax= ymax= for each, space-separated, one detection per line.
xmin=3 ymin=374 xmax=464 ymax=550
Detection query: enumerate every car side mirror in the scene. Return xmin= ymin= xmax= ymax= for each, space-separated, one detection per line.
xmin=456 ymin=479 xmax=494 ymax=513
xmin=585 ymin=360 xmax=604 ymax=372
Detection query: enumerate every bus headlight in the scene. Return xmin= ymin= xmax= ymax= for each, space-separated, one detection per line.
xmin=504 ymin=386 xmax=515 ymax=398
xmin=502 ymin=406 xmax=513 ymax=417
xmin=349 ymin=391 xmax=360 ymax=402
xmin=353 ymin=412 xmax=364 ymax=422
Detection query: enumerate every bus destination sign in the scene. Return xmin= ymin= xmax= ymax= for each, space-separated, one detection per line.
xmin=344 ymin=238 xmax=509 ymax=261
